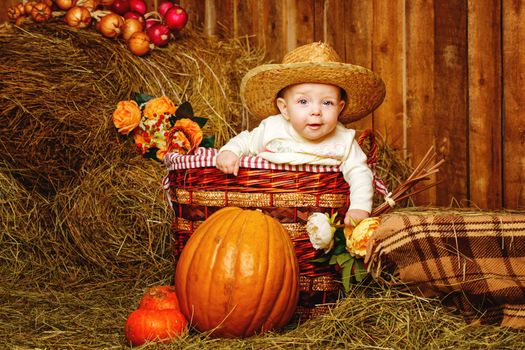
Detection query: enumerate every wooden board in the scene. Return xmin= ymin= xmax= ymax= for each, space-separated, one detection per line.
xmin=467 ymin=0 xmax=502 ymax=209
xmin=344 ymin=0 xmax=373 ymax=132
xmin=295 ymin=0 xmax=315 ymax=47
xmin=503 ymin=0 xmax=525 ymax=209
xmin=405 ymin=0 xmax=436 ymax=205
xmin=371 ymin=0 xmax=405 ymax=152
xmin=179 ymin=0 xmax=206 ymax=31
xmin=232 ymin=0 xmax=258 ymax=39
xmin=433 ymin=0 xmax=469 ymax=207
xmin=260 ymin=0 xmax=286 ymax=62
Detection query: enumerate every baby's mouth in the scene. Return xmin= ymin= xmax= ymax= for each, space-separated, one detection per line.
xmin=307 ymin=123 xmax=322 ymax=129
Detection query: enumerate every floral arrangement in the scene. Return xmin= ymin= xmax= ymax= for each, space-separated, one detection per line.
xmin=306 ymin=213 xmax=380 ymax=292
xmin=112 ymin=93 xmax=214 ymax=161
xmin=305 ymin=142 xmax=445 ymax=292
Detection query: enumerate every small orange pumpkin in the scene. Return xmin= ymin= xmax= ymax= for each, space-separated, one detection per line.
xmin=124 ymin=308 xmax=187 ymax=346
xmin=139 ymin=285 xmax=180 ymax=310
xmin=30 ymin=2 xmax=52 ymax=22
xmin=175 ymin=207 xmax=300 ymax=338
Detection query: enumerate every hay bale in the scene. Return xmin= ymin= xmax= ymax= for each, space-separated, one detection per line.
xmin=0 ymin=22 xmax=265 ymax=195
xmin=53 ymin=156 xmax=173 ymax=277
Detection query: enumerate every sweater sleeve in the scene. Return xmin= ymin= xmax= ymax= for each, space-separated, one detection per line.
xmin=218 ymin=119 xmax=268 ymax=157
xmin=340 ymin=138 xmax=374 ymax=213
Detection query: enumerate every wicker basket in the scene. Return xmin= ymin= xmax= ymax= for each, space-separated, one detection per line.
xmin=164 ymin=148 xmax=353 ymax=320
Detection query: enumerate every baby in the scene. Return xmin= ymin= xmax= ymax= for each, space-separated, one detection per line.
xmin=216 ymin=42 xmax=385 ymax=226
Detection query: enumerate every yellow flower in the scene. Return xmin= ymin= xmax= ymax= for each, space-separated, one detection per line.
xmin=143 ymin=96 xmax=176 ymax=120
xmin=112 ymin=100 xmax=141 ymax=135
xmin=167 ymin=118 xmax=203 ymax=154
xmin=344 ymin=217 xmax=380 ymax=258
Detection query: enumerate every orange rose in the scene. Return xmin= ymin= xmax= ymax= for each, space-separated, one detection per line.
xmin=167 ymin=118 xmax=203 ymax=154
xmin=113 ymin=100 xmax=141 ymax=135
xmin=143 ymin=96 xmax=176 ymax=120
xmin=344 ymin=217 xmax=380 ymax=258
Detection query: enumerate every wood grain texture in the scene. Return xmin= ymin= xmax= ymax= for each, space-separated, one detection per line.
xmin=211 ymin=0 xmax=231 ymax=37
xmin=322 ymin=0 xmax=345 ymax=58
xmin=295 ymin=0 xmax=314 ymax=47
xmin=434 ymin=0 xmax=468 ymax=206
xmin=344 ymin=0 xmax=373 ymax=132
xmin=405 ymin=0 xmax=435 ymax=205
xmin=467 ymin=0 xmax=502 ymax=209
xmin=179 ymin=0 xmax=206 ymax=31
xmin=503 ymin=0 xmax=525 ymax=209
xmin=232 ymin=0 xmax=257 ymax=39
xmin=372 ymin=0 xmax=405 ymax=152
xmin=260 ymin=0 xmax=286 ymax=62
xmin=313 ymin=0 xmax=324 ymax=42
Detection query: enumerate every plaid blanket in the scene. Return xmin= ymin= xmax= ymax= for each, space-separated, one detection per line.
xmin=366 ymin=212 xmax=525 ymax=328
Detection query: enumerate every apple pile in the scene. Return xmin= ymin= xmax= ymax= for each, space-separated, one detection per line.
xmin=6 ymin=0 xmax=189 ymax=57
xmin=110 ymin=0 xmax=188 ymax=51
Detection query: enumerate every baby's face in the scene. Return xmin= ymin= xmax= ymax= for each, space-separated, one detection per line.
xmin=276 ymin=83 xmax=345 ymax=141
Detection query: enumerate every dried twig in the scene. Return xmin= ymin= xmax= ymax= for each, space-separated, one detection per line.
xmin=372 ymin=146 xmax=445 ymax=216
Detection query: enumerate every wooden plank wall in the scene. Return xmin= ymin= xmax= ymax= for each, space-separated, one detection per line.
xmin=1 ymin=0 xmax=524 ymax=211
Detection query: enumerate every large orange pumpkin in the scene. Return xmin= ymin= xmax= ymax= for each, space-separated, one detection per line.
xmin=175 ymin=207 xmax=299 ymax=338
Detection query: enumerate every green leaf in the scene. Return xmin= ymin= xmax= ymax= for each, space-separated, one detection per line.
xmin=341 ymin=259 xmax=354 ymax=293
xmin=332 ymin=244 xmax=346 ymax=255
xmin=190 ymin=116 xmax=208 ymax=128
xmin=329 ymin=254 xmax=338 ymax=265
xmin=200 ymin=135 xmax=215 ymax=148
xmin=335 ymin=228 xmax=345 ymax=242
xmin=132 ymin=92 xmax=153 ymax=106
xmin=176 ymin=101 xmax=194 ymax=118
xmin=309 ymin=255 xmax=331 ymax=264
xmin=336 ymin=253 xmax=352 ymax=266
xmin=353 ymin=259 xmax=367 ymax=282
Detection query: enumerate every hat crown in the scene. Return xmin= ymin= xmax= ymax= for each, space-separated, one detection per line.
xmin=282 ymin=42 xmax=343 ymax=64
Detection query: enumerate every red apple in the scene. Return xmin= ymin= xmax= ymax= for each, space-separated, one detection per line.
xmin=146 ymin=23 xmax=171 ymax=47
xmin=128 ymin=0 xmax=146 ymax=15
xmin=145 ymin=17 xmax=161 ymax=30
xmin=157 ymin=1 xmax=173 ymax=17
xmin=164 ymin=5 xmax=187 ymax=31
xmin=123 ymin=11 xmax=144 ymax=24
xmin=111 ymin=0 xmax=129 ymax=15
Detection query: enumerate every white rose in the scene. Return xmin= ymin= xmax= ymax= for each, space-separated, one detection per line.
xmin=306 ymin=212 xmax=335 ymax=253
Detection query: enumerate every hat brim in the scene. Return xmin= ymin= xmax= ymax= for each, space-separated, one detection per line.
xmin=240 ymin=62 xmax=386 ymax=124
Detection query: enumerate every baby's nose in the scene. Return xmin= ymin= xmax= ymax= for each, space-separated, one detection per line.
xmin=311 ymin=103 xmax=322 ymax=115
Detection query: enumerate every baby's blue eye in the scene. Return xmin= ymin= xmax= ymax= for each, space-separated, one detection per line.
xmin=298 ymin=99 xmax=308 ymax=104
xmin=323 ymin=100 xmax=334 ymax=106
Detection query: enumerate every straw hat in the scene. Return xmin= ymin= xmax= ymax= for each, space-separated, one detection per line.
xmin=240 ymin=42 xmax=386 ymax=124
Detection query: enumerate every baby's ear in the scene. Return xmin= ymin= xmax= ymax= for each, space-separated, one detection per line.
xmin=338 ymin=99 xmax=346 ymax=113
xmin=276 ymin=97 xmax=289 ymax=120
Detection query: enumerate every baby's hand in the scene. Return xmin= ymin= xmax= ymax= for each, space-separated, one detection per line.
xmin=344 ymin=209 xmax=370 ymax=227
xmin=216 ymin=150 xmax=240 ymax=176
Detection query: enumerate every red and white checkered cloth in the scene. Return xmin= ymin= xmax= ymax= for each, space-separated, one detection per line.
xmin=164 ymin=147 xmax=342 ymax=173
xmin=163 ymin=147 xmax=390 ymax=199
